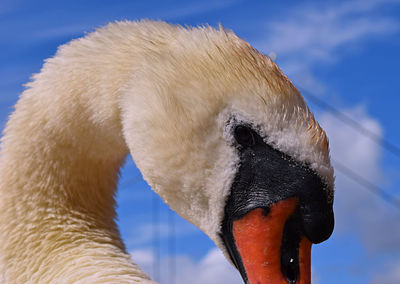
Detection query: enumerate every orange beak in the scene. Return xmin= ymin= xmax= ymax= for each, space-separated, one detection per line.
xmin=232 ymin=198 xmax=311 ymax=284
xmin=220 ymin=126 xmax=334 ymax=283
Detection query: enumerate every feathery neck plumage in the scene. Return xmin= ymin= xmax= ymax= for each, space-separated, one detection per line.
xmin=0 ymin=26 xmax=155 ymax=282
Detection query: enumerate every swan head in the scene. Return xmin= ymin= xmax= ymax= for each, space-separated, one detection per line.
xmin=120 ymin=25 xmax=334 ymax=284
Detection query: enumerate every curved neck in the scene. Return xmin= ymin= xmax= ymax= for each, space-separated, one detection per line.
xmin=0 ymin=68 xmax=129 ymax=227
xmin=0 ymin=40 xmax=152 ymax=282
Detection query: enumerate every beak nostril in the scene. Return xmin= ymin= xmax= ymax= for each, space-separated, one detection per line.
xmin=280 ymin=213 xmax=301 ymax=284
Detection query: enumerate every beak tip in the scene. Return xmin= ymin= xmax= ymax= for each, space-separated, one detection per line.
xmin=302 ymin=213 xmax=334 ymax=244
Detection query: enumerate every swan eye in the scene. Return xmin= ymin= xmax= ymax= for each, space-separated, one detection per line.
xmin=234 ymin=125 xmax=255 ymax=147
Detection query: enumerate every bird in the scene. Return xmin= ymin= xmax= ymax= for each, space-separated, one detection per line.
xmin=0 ymin=20 xmax=334 ymax=284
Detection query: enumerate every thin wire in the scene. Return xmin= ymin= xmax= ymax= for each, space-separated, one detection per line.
xmin=121 ymin=174 xmax=176 ymax=282
xmin=152 ymin=194 xmax=160 ymax=281
xmin=333 ymin=159 xmax=400 ymax=210
xmin=301 ymin=89 xmax=400 ymax=159
xmin=298 ymin=89 xmax=400 ymax=209
xmin=168 ymin=210 xmax=176 ymax=284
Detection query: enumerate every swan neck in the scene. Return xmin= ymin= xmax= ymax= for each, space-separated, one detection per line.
xmin=0 ymin=38 xmax=143 ymax=281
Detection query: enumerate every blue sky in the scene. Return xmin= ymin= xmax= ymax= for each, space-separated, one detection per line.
xmin=1 ymin=0 xmax=400 ymax=283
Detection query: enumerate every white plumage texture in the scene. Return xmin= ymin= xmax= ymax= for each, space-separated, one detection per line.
xmin=0 ymin=20 xmax=333 ymax=283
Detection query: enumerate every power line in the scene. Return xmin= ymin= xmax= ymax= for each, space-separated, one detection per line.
xmin=152 ymin=194 xmax=161 ymax=281
xmin=118 ymin=174 xmax=163 ymax=278
xmin=300 ymin=89 xmax=400 ymax=210
xmin=333 ymin=159 xmax=400 ymax=211
xmin=301 ymin=89 xmax=400 ymax=159
xmin=168 ymin=210 xmax=176 ymax=284
xmin=119 ymin=173 xmax=177 ymax=282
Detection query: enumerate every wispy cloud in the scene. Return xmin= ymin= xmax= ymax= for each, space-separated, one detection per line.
xmin=253 ymin=0 xmax=400 ymax=93
xmin=262 ymin=0 xmax=399 ymax=59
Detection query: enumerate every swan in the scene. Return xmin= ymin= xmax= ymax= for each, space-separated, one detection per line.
xmin=0 ymin=20 xmax=334 ymax=284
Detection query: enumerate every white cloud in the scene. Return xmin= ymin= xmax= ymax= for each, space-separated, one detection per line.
xmin=130 ymin=248 xmax=242 ymax=284
xmin=254 ymin=0 xmax=400 ymax=92
xmin=131 ymin=249 xmax=155 ymax=268
xmin=318 ymin=106 xmax=400 ymax=252
xmin=263 ymin=0 xmax=399 ymax=60
xmin=321 ymin=106 xmax=382 ymax=176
